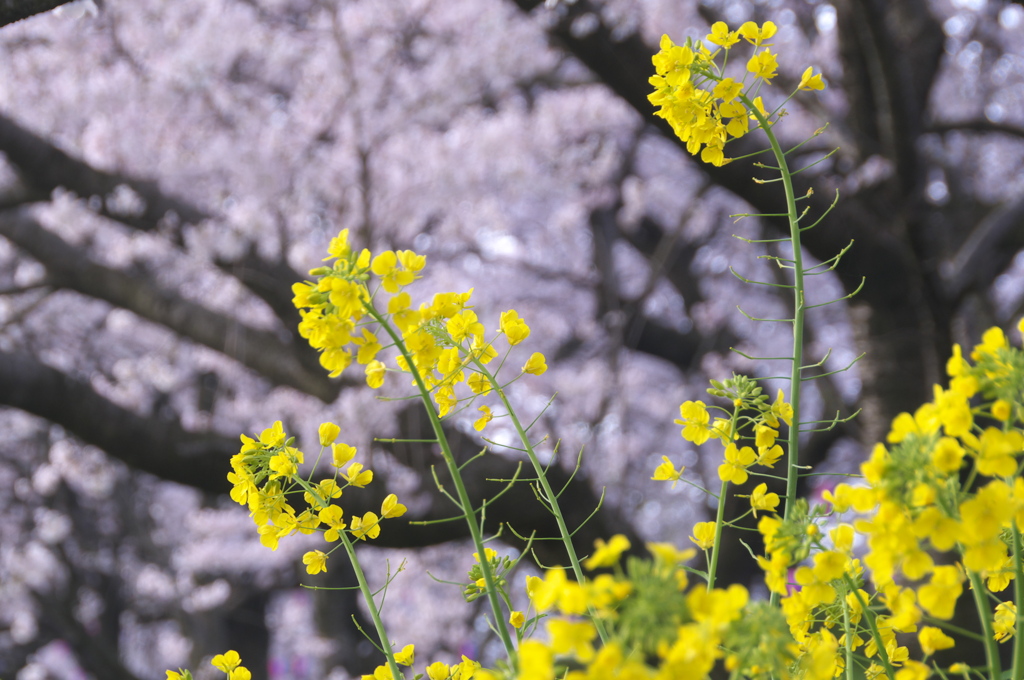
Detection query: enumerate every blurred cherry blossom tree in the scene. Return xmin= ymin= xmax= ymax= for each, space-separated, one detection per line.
xmin=0 ymin=0 xmax=1023 ymax=677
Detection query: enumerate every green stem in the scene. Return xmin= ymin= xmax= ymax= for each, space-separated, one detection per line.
xmin=1014 ymin=523 xmax=1024 ymax=680
xmin=842 ymin=582 xmax=854 ymax=680
xmin=741 ymin=95 xmax=805 ymax=522
xmin=968 ymin=569 xmax=1002 ymax=680
xmin=370 ymin=308 xmax=518 ymax=666
xmin=845 ymin=575 xmax=895 ymax=680
xmin=477 ymin=361 xmax=609 ymax=644
xmin=339 ymin=530 xmax=404 ymax=680
xmin=707 ymin=479 xmax=729 ymax=590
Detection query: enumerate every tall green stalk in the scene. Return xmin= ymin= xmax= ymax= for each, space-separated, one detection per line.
xmin=741 ymin=94 xmax=805 ymax=521
xmin=338 ymin=529 xmax=405 ymax=680
xmin=473 ymin=358 xmax=610 ymax=643
xmin=368 ymin=306 xmax=519 ymax=666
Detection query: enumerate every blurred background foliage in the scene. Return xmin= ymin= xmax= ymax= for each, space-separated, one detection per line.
xmin=0 ymin=0 xmax=1023 ymax=677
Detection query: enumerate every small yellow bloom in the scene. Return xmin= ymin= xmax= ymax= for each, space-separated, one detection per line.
xmin=749 ymin=482 xmax=780 ymax=517
xmin=583 ymin=534 xmax=631 ymax=570
xmin=365 ymin=360 xmax=387 ymax=389
xmin=331 ymin=442 xmax=357 ymax=468
xmin=381 ymin=493 xmax=407 ymax=519
xmin=919 ymin=626 xmax=955 ymax=655
xmin=675 ymin=400 xmax=712 ymax=445
xmin=690 ymin=521 xmax=716 ymax=550
xmin=351 ymin=512 xmax=382 ymax=540
xmin=394 ymin=644 xmax=415 ymax=666
xmin=499 ymin=309 xmax=531 ymax=345
xmin=707 ymin=21 xmax=740 ymax=48
xmin=798 ymin=66 xmax=825 ymax=91
xmin=738 ymin=20 xmax=777 ymax=46
xmin=211 ymin=651 xmax=242 ymax=674
xmin=425 ymin=662 xmax=450 ymax=680
xmin=522 ymin=352 xmax=547 ymax=375
xmin=343 ymin=462 xmax=373 ymax=487
xmin=651 ymin=455 xmax=685 ymax=487
xmin=473 ymin=405 xmax=493 ymax=432
xmin=509 ymin=610 xmax=526 ymax=628
xmin=302 ymin=550 xmax=328 ymax=575
xmin=318 ymin=422 xmax=341 ymax=446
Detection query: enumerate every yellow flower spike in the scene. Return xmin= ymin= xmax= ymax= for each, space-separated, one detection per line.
xmin=318 ymin=422 xmax=340 ymax=447
xmin=473 ymin=405 xmax=493 ymax=432
xmin=522 ymin=352 xmax=547 ymax=375
xmin=798 ymin=66 xmax=826 ymax=91
xmin=343 ymin=461 xmax=373 ymax=487
xmin=331 ymin=442 xmax=357 ymax=468
xmin=394 ymin=644 xmax=415 ymax=666
xmin=302 ymin=550 xmax=328 ymax=575
xmin=652 ymin=455 xmax=685 ymax=487
xmin=690 ymin=521 xmax=716 ymax=550
xmin=381 ymin=493 xmax=407 ymax=519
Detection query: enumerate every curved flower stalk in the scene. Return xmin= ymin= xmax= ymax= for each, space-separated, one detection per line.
xmin=648 ymin=19 xmax=845 ymax=591
xmin=229 ymin=227 xmax=607 ymax=676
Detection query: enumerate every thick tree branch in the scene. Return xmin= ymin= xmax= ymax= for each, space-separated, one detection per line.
xmin=0 ymin=209 xmax=340 ymax=401
xmin=0 ymin=111 xmax=318 ymax=339
xmin=0 ymin=112 xmax=208 ymax=236
xmin=0 ymin=350 xmax=235 ymax=491
xmin=945 ymin=194 xmax=1024 ymax=302
xmin=0 ymin=0 xmax=73 ymax=27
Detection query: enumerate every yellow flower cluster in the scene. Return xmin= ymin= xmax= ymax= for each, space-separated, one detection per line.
xmin=755 ymin=318 xmax=1024 ymax=677
xmin=501 ymin=537 xmax=791 ymax=679
xmin=648 ymin=22 xmax=824 ymax=166
xmin=227 ymin=419 xmax=407 ymax=573
xmin=292 ymin=228 xmax=546 ymax=419
xmin=166 ymin=650 xmax=252 ymax=680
